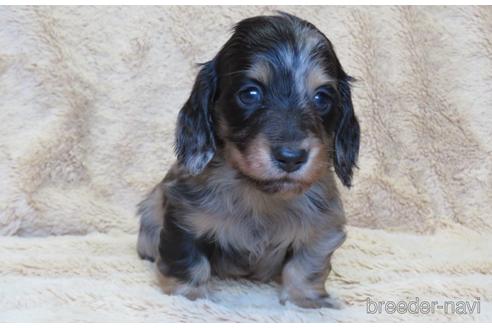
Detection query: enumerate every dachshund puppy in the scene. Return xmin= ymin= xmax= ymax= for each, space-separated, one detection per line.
xmin=137 ymin=13 xmax=360 ymax=309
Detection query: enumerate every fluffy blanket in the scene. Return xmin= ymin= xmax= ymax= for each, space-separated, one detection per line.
xmin=0 ymin=6 xmax=491 ymax=322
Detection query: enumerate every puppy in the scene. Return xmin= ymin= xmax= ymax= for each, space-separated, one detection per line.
xmin=137 ymin=12 xmax=360 ymax=309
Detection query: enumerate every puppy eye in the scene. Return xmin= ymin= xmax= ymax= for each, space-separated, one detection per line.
xmin=237 ymin=86 xmax=262 ymax=107
xmin=313 ymin=89 xmax=334 ymax=114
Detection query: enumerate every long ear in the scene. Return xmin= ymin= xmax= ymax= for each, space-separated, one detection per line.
xmin=174 ymin=60 xmax=218 ymax=175
xmin=334 ymin=75 xmax=360 ymax=188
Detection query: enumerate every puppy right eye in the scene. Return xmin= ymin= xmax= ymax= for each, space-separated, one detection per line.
xmin=237 ymin=86 xmax=262 ymax=107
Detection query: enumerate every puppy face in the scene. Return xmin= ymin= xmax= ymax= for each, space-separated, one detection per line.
xmin=175 ymin=13 xmax=360 ymax=194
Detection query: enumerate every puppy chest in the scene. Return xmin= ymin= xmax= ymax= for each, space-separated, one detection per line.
xmin=184 ymin=210 xmax=304 ymax=251
xmin=210 ymin=238 xmax=290 ymax=281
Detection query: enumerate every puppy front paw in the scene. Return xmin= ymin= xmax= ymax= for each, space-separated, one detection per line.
xmin=174 ymin=282 xmax=210 ymax=300
xmin=155 ymin=255 xmax=211 ymax=301
xmin=280 ymin=288 xmax=341 ymax=309
xmin=155 ymin=260 xmax=210 ymax=301
xmin=157 ymin=272 xmax=210 ymax=300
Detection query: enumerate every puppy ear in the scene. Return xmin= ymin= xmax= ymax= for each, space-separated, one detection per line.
xmin=334 ymin=75 xmax=360 ymax=188
xmin=175 ymin=60 xmax=218 ymax=175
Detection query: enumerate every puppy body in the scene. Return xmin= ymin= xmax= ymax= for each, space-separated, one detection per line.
xmin=137 ymin=13 xmax=359 ymax=308
xmin=138 ymin=157 xmax=346 ymax=307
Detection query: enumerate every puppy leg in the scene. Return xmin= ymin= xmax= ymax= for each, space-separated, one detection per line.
xmin=137 ymin=184 xmax=165 ymax=262
xmin=280 ymin=227 xmax=346 ymax=309
xmin=157 ymin=208 xmax=211 ymax=300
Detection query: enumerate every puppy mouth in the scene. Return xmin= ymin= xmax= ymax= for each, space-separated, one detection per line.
xmin=237 ymin=171 xmax=309 ymax=194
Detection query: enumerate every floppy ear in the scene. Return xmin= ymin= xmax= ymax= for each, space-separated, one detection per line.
xmin=334 ymin=75 xmax=360 ymax=188
xmin=175 ymin=60 xmax=218 ymax=175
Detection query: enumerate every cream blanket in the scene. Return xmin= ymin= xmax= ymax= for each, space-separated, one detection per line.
xmin=0 ymin=6 xmax=491 ymax=322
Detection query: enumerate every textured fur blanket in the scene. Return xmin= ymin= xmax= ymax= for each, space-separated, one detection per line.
xmin=0 ymin=6 xmax=491 ymax=322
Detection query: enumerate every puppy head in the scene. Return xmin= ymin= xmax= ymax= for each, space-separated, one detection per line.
xmin=175 ymin=13 xmax=360 ymax=194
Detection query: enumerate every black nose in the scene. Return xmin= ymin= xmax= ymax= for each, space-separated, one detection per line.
xmin=272 ymin=146 xmax=309 ymax=173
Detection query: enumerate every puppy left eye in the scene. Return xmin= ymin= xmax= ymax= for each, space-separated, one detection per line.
xmin=313 ymin=89 xmax=334 ymax=114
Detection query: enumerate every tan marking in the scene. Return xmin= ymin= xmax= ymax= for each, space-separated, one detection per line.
xmin=247 ymin=60 xmax=272 ymax=85
xmin=305 ymin=68 xmax=336 ymax=95
xmin=155 ymin=256 xmax=211 ymax=300
xmin=156 ymin=271 xmax=209 ymax=300
xmin=225 ymin=134 xmax=282 ymax=181
xmin=223 ymin=133 xmax=332 ymax=197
